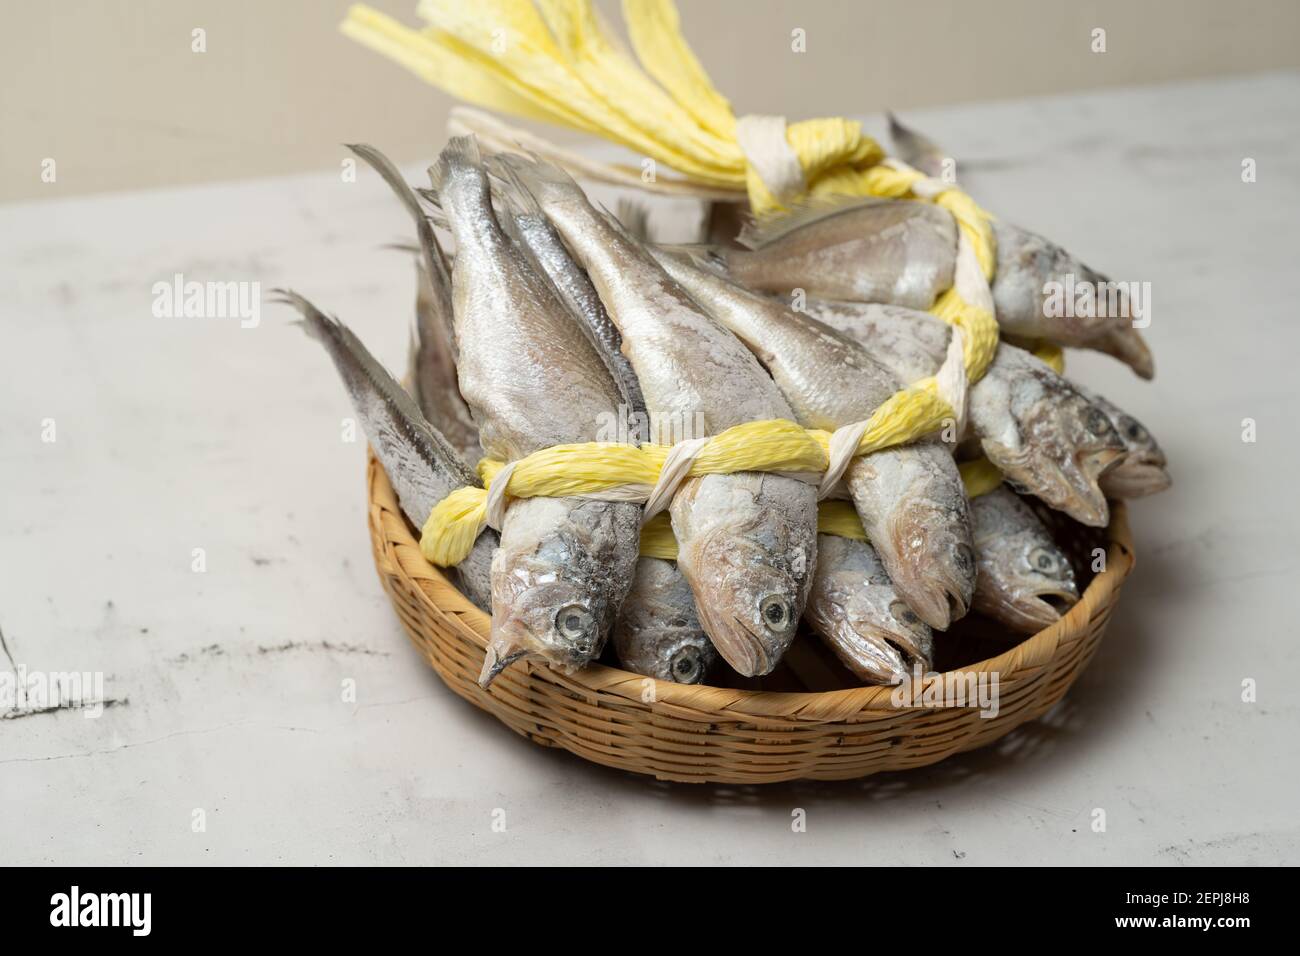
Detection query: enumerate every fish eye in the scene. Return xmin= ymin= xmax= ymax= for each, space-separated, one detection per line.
xmin=889 ymin=599 xmax=921 ymax=627
xmin=1122 ymin=417 xmax=1146 ymax=441
xmin=1086 ymin=409 xmax=1112 ymax=435
xmin=759 ymin=594 xmax=794 ymax=632
xmin=670 ymin=646 xmax=703 ymax=682
xmin=555 ymin=603 xmax=594 ymax=642
xmin=1028 ymin=547 xmax=1060 ymax=574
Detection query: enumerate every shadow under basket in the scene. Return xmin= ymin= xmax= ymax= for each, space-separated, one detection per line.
xmin=367 ymin=456 xmax=1136 ymax=784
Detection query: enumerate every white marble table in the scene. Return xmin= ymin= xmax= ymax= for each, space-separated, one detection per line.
xmin=3 ymin=73 xmax=1297 ymax=866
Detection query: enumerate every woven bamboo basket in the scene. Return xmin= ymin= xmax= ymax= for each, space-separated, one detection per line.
xmin=367 ymin=454 xmax=1135 ymax=784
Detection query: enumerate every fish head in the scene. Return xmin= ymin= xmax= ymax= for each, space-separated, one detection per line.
xmin=975 ymin=526 xmax=1079 ymax=634
xmin=984 ymin=381 xmax=1125 ymax=527
xmin=836 ymin=580 xmax=934 ymax=684
xmin=1100 ymin=413 xmax=1171 ymax=498
xmin=617 ymin=617 xmax=717 ymax=685
xmin=882 ymin=495 xmax=977 ymax=631
xmin=613 ymin=560 xmax=718 ymax=684
xmin=480 ymin=500 xmax=637 ymax=686
xmin=685 ymin=527 xmax=809 ymax=677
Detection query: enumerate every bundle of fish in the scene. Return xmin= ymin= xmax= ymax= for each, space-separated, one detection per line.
xmin=279 ymin=132 xmax=1168 ymax=690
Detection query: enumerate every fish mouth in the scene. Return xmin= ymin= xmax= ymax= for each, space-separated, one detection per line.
xmin=1002 ymin=586 xmax=1080 ymax=634
xmin=1070 ymin=446 xmax=1125 ymax=525
xmin=888 ymin=574 xmax=968 ymax=631
xmin=480 ymin=608 xmax=602 ymax=687
xmin=831 ymin=625 xmax=912 ymax=685
xmin=841 ymin=611 xmax=934 ymax=685
xmin=991 ymin=442 xmax=1121 ymax=528
xmin=716 ymin=615 xmax=780 ymax=677
xmin=1100 ymin=459 xmax=1172 ymax=499
xmin=477 ymin=647 xmax=531 ymax=688
xmin=882 ymin=520 xmax=975 ymax=631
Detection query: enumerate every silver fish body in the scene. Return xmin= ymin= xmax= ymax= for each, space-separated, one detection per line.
xmin=612 ymin=557 xmax=717 ymax=684
xmin=654 ymin=251 xmax=975 ymax=631
xmin=886 ymin=115 xmax=1154 ymax=379
xmin=971 ymin=487 xmax=1079 ymax=633
xmin=804 ymin=299 xmax=1125 ymax=527
xmin=805 ymin=534 xmax=934 ymax=684
xmin=498 ymin=154 xmax=818 ymax=677
xmin=721 ymin=197 xmax=958 ymax=310
xmin=279 ymin=290 xmax=496 ymax=611
xmin=430 ymin=138 xmax=640 ymax=680
xmin=415 ymin=164 xmax=710 ymax=683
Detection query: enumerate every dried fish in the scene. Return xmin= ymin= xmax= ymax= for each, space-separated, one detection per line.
xmin=277 ymin=290 xmax=495 ymax=611
xmin=495 ymin=153 xmax=818 ymax=677
xmin=430 ymin=137 xmax=641 ymax=683
xmin=970 ymin=487 xmax=1079 ymax=633
xmin=805 ymin=299 xmax=1126 ymax=526
xmin=654 ymin=249 xmax=976 ymax=630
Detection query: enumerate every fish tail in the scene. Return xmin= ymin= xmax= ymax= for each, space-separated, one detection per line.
xmin=427 ymin=134 xmax=482 ymax=193
xmin=427 ymin=136 xmax=498 ymax=233
xmin=348 ymin=144 xmax=457 ymax=357
xmin=488 ymin=150 xmax=586 ymax=208
xmin=271 ymin=288 xmax=478 ymax=490
xmin=346 ymin=143 xmax=423 ymax=221
xmin=886 ymin=112 xmax=947 ymax=180
xmin=481 ymin=152 xmax=548 ymax=221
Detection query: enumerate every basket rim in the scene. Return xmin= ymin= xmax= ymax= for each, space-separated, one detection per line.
xmin=367 ymin=454 xmax=1135 ymax=722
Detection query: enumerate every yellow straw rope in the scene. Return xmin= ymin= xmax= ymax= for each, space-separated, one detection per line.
xmin=340 ymin=1 xmax=1071 ymax=567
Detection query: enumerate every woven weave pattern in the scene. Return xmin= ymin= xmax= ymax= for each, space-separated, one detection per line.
xmin=367 ymin=456 xmax=1135 ymax=784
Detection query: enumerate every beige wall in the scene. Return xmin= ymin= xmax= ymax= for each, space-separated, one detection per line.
xmin=4 ymin=0 xmax=1298 ymax=202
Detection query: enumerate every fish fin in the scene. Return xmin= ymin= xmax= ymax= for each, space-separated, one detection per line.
xmin=271 ymin=287 xmax=480 ymax=493
xmin=615 ymin=198 xmax=652 ymax=242
xmin=886 ymin=112 xmax=948 ymax=179
xmin=348 ymin=144 xmax=458 ymax=360
xmin=486 ymin=150 xmax=588 ymax=209
xmin=380 ymin=239 xmax=422 ymax=255
xmin=736 ymin=194 xmax=898 ymax=250
xmin=427 ymin=134 xmax=482 ymax=195
xmin=413 ymin=189 xmax=450 ymax=231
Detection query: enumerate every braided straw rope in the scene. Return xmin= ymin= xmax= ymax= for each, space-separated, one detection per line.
xmin=370 ymin=455 xmax=1136 ymax=784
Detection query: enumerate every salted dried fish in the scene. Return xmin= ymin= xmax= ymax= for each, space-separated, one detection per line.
xmin=277 ymin=290 xmax=495 ymax=611
xmin=805 ymin=535 xmax=933 ymax=684
xmin=495 ymin=153 xmax=818 ymax=677
xmin=682 ymin=189 xmax=1151 ymax=377
xmin=654 ymin=250 xmax=976 ymax=630
xmin=430 ymin=137 xmax=641 ymax=683
xmin=887 ymin=114 xmax=1154 ymax=378
xmin=805 ymin=299 xmax=1125 ymax=526
xmin=970 ymin=487 xmax=1079 ymax=633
